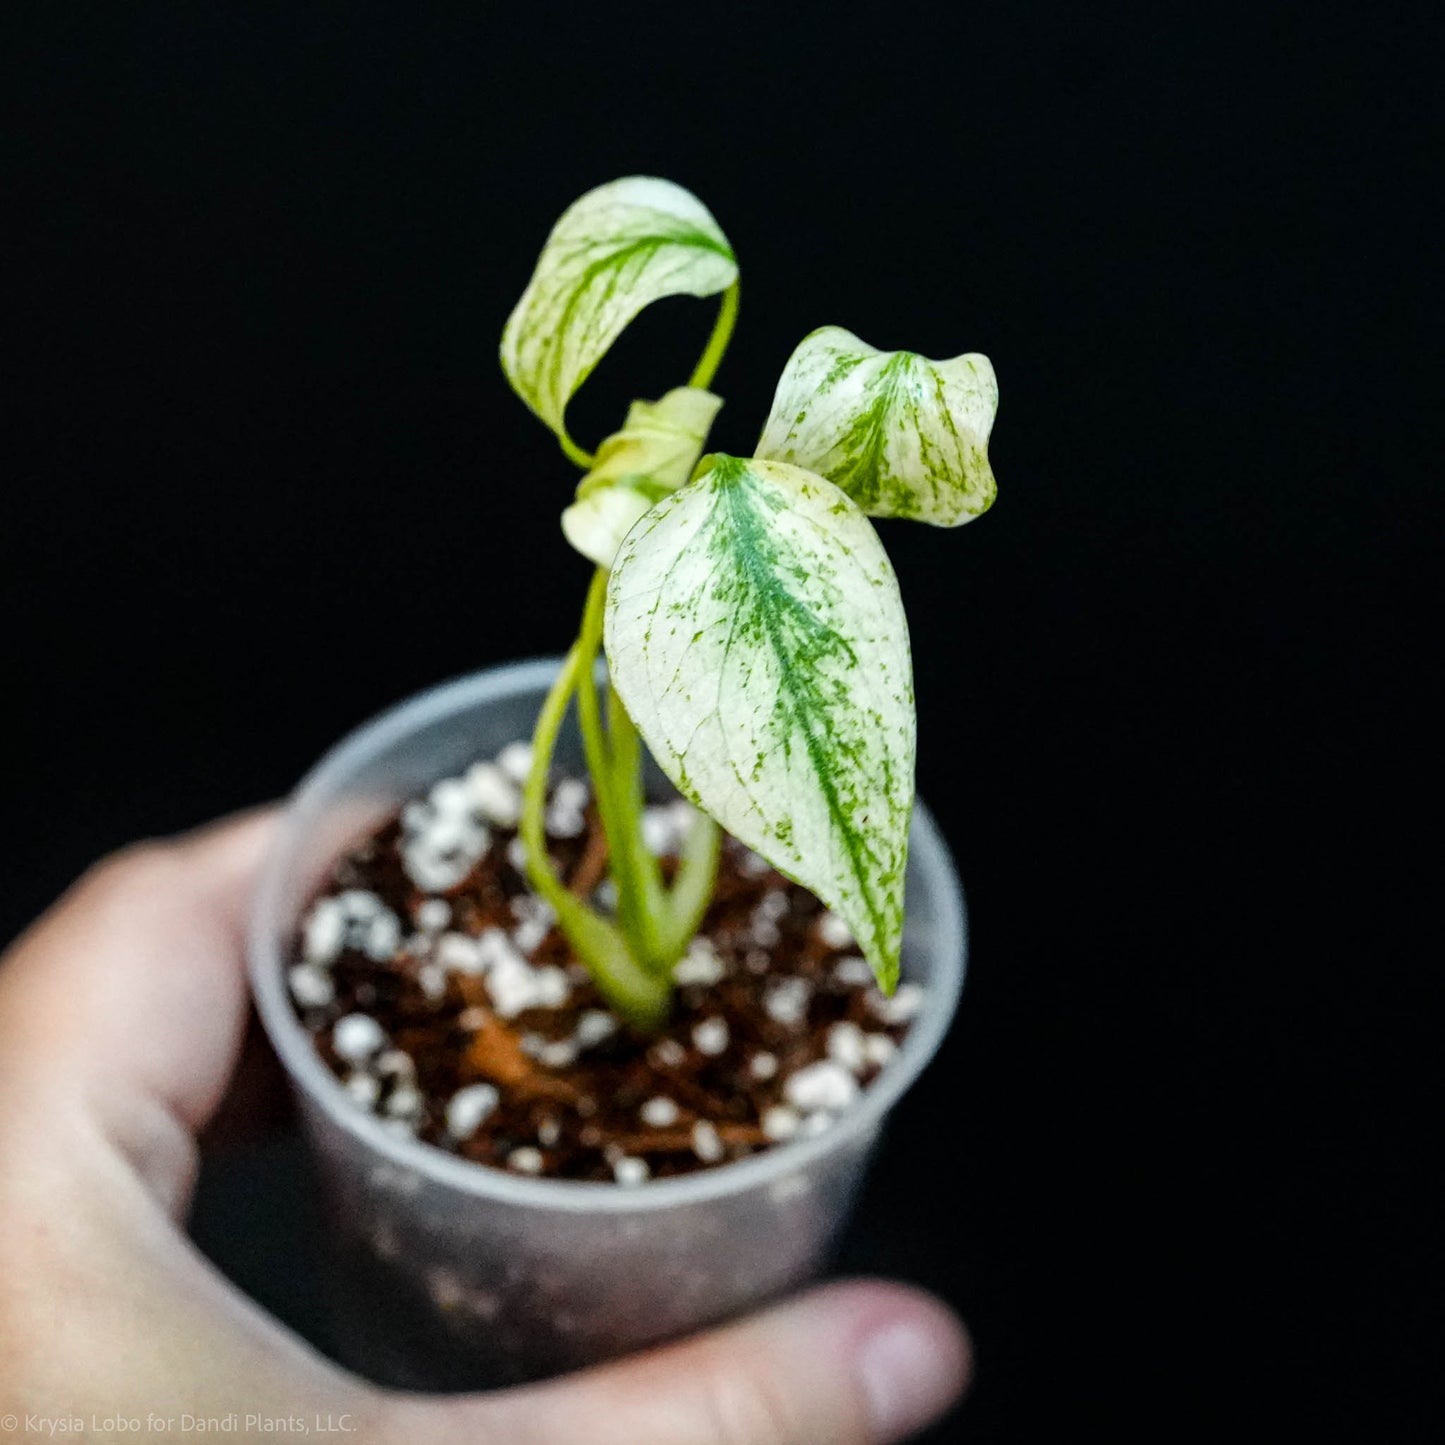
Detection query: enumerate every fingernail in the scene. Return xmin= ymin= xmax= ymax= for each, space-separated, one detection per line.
xmin=858 ymin=1315 xmax=964 ymax=1441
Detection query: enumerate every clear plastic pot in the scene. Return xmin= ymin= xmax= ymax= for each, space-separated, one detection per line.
xmin=248 ymin=659 xmax=967 ymax=1390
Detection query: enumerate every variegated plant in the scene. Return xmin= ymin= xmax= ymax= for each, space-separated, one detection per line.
xmin=501 ymin=176 xmax=996 ymax=1028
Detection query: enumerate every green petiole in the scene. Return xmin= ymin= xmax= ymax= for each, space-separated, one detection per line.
xmin=520 ymin=640 xmax=669 ymax=1031
xmin=689 ymin=280 xmax=739 ymax=392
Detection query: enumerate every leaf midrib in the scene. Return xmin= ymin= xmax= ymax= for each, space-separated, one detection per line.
xmin=716 ymin=467 xmax=892 ymax=959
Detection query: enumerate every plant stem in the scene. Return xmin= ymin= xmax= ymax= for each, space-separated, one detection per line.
xmin=575 ymin=570 xmax=669 ymax=972
xmin=657 ymin=806 xmax=723 ymax=961
xmin=521 ymin=642 xmax=669 ymax=1030
xmin=602 ymin=675 xmax=672 ymax=972
xmin=689 ymin=280 xmax=740 ymax=392
xmin=558 ymin=429 xmax=596 ymax=471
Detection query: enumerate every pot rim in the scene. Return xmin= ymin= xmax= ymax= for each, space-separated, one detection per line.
xmin=248 ymin=657 xmax=967 ymax=1214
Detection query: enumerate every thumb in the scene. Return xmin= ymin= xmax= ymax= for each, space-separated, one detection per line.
xmin=382 ymin=1280 xmax=969 ymax=1445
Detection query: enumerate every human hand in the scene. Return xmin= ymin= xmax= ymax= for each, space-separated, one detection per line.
xmin=0 ymin=813 xmax=968 ymax=1443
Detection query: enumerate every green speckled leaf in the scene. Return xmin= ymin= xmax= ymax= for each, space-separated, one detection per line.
xmin=756 ymin=326 xmax=998 ymax=526
xmin=562 ymin=387 xmax=722 ymax=568
xmin=501 ymin=178 xmax=737 ymax=446
xmin=605 ymin=454 xmax=915 ymax=989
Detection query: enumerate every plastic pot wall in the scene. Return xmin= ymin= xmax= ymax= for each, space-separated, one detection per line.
xmin=249 ymin=659 xmax=967 ymax=1390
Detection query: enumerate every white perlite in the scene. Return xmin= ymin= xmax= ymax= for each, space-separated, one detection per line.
xmin=506 ymin=836 xmax=529 ymax=874
xmin=304 ymin=890 xmax=402 ymax=964
xmin=376 ymin=1048 xmax=415 ymax=1079
xmin=415 ymin=898 xmax=451 ymax=932
xmin=476 ymin=927 xmax=527 ymax=972
xmin=288 ymin=963 xmax=334 ymax=1008
xmin=784 ymin=1059 xmax=860 ymax=1112
xmin=546 ymin=776 xmax=589 ymax=838
xmin=749 ymin=1051 xmax=779 ymax=1080
xmin=552 ymin=777 xmax=589 ymax=814
xmin=769 ymin=1172 xmax=810 ymax=1203
xmin=486 ymin=940 xmax=570 ymax=1017
xmin=651 ymin=1038 xmax=686 ymax=1067
xmin=673 ymin=936 xmax=725 ymax=987
xmin=826 ymin=1021 xmax=869 ymax=1074
xmin=764 ymin=976 xmax=811 ymax=1028
xmin=495 ymin=740 xmax=533 ymax=785
xmin=642 ymin=799 xmax=697 ymax=855
xmin=738 ymin=847 xmax=772 ymax=877
xmin=445 ymin=1083 xmax=500 ymax=1138
xmin=464 ymin=760 xmax=522 ymax=827
xmin=816 ymin=910 xmax=855 ymax=950
xmin=544 ymin=806 xmax=585 ymax=839
xmin=864 ymin=1033 xmax=898 ymax=1067
xmin=332 ymin=1013 xmax=385 ymax=1063
xmin=512 ymin=914 xmax=552 ymax=954
xmin=403 ymin=819 xmax=489 ymax=891
xmin=640 ymin=1096 xmax=680 ymax=1128
xmin=537 ymin=1039 xmax=579 ymax=1069
xmin=692 ymin=1017 xmax=730 ymax=1056
xmin=426 ymin=1266 xmax=465 ymax=1310
xmin=869 ymin=981 xmax=925 ymax=1024
xmin=750 ymin=917 xmax=781 ymax=947
xmin=382 ymin=1083 xmax=424 ymax=1119
xmin=435 ymin=932 xmax=485 ymax=974
xmin=761 ymin=1104 xmax=802 ymax=1141
xmin=750 ymin=891 xmax=787 ymax=946
xmin=757 ymin=890 xmax=790 ymax=921
xmin=537 ymin=1117 xmax=562 ymax=1147
xmin=612 ymin=1156 xmax=650 ymax=1186
xmin=832 ymin=955 xmax=876 ymax=987
xmin=345 ymin=1072 xmax=381 ymax=1108
xmin=691 ymin=1120 xmax=725 ymax=1163
xmin=301 ymin=899 xmax=345 ymax=964
xmin=512 ymin=893 xmax=556 ymax=925
xmin=400 ymin=776 xmax=492 ymax=892
xmin=508 ymin=1147 xmax=544 ymax=1175
xmin=428 ymin=777 xmax=471 ymax=815
xmin=575 ymin=1009 xmax=617 ymax=1048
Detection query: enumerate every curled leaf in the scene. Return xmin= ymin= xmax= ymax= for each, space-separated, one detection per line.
xmin=605 ymin=454 xmax=915 ymax=989
xmin=561 ymin=387 xmax=722 ymax=568
xmin=756 ymin=326 xmax=998 ymax=525
xmin=501 ymin=177 xmax=737 ymax=451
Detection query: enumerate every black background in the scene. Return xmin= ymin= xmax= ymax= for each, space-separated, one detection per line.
xmin=3 ymin=3 xmax=1434 ymax=1440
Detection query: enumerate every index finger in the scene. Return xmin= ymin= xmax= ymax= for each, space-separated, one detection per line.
xmin=0 ymin=812 xmax=277 ymax=1192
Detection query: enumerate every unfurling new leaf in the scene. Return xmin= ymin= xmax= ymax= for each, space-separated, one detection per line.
xmin=604 ymin=455 xmax=915 ymax=990
xmin=756 ymin=326 xmax=998 ymax=526
xmin=562 ymin=387 xmax=722 ymax=568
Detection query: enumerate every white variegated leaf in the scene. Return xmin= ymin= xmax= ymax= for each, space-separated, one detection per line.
xmin=561 ymin=387 xmax=722 ymax=567
xmin=756 ymin=326 xmax=998 ymax=525
xmin=501 ymin=178 xmax=737 ymax=444
xmin=605 ymin=454 xmax=915 ymax=989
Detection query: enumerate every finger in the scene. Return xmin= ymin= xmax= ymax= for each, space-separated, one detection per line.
xmin=0 ymin=811 xmax=278 ymax=1205
xmin=381 ymin=1279 xmax=970 ymax=1445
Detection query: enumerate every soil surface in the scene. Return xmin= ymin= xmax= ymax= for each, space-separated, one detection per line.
xmin=288 ymin=741 xmax=923 ymax=1183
